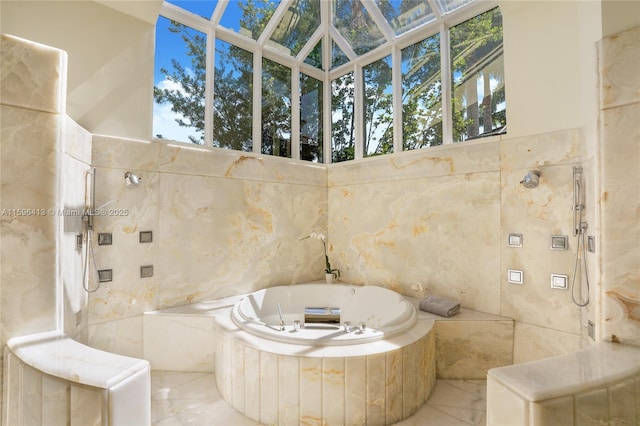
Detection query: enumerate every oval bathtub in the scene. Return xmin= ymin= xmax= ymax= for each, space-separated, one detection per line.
xmin=215 ymin=283 xmax=436 ymax=425
xmin=231 ymin=283 xmax=417 ymax=345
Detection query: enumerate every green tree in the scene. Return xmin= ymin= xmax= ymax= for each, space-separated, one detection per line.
xmin=154 ymin=21 xmax=206 ymax=144
xmin=450 ymin=7 xmax=505 ymax=141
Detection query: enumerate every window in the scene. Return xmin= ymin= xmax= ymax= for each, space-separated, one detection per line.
xmin=153 ymin=1 xmax=505 ymax=161
xmin=261 ymin=58 xmax=292 ymax=157
xmin=300 ymin=74 xmax=323 ymax=161
xmin=451 ymin=8 xmax=506 ymax=141
xmin=364 ymin=55 xmax=393 ymax=157
xmin=213 ymin=39 xmax=253 ymax=151
xmin=402 ymin=34 xmax=442 ymax=149
xmin=331 ymin=72 xmax=355 ymax=163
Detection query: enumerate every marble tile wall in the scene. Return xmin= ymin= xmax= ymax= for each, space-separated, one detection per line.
xmin=87 ymin=137 xmax=328 ymax=357
xmin=1 ymin=34 xmax=68 ymax=416
xmin=598 ymin=26 xmax=640 ymax=347
xmin=327 ymin=132 xmax=594 ymax=362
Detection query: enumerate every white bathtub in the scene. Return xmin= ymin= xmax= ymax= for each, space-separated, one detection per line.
xmin=231 ymin=283 xmax=417 ymax=345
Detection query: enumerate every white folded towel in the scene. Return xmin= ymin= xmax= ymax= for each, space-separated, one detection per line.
xmin=419 ymin=294 xmax=461 ymax=317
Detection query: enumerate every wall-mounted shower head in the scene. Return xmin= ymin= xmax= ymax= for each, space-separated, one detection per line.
xmin=124 ymin=171 xmax=142 ymax=189
xmin=520 ymin=170 xmax=541 ymax=189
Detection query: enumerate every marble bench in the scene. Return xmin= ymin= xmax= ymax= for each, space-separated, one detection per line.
xmin=486 ymin=341 xmax=640 ymax=425
xmin=3 ymin=330 xmax=150 ymax=426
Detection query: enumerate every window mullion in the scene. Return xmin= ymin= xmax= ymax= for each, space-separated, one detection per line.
xmin=392 ymin=45 xmax=402 ymax=154
xmin=440 ymin=23 xmax=453 ymax=145
xmin=321 ymin=0 xmax=331 ymax=163
xmin=291 ymin=65 xmax=301 ymax=160
xmin=205 ymin=29 xmax=215 ymax=147
xmin=253 ymin=53 xmax=262 ymax=154
xmin=354 ymin=63 xmax=364 ymax=160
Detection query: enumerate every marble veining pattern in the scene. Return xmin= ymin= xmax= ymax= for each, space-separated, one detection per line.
xmin=598 ymin=26 xmax=640 ymax=346
xmin=151 ymin=371 xmax=486 ymax=426
xmin=0 ymin=34 xmax=67 ymax=114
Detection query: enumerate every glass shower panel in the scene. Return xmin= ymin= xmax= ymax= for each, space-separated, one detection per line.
xmin=450 ymin=7 xmax=505 ymax=142
xmin=262 ymin=58 xmax=292 ymax=158
xmin=363 ymin=55 xmax=393 ymax=156
xmin=331 ymin=72 xmax=355 ymax=163
xmin=401 ymin=33 xmax=442 ymax=149
xmin=213 ymin=39 xmax=254 ymax=151
xmin=300 ymin=74 xmax=323 ymax=162
xmin=153 ymin=16 xmax=206 ymax=144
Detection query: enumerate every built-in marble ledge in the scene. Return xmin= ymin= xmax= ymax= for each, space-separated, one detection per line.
xmin=3 ymin=330 xmax=150 ymax=426
xmin=487 ymin=341 xmax=640 ymax=425
xmin=411 ymin=300 xmax=515 ymax=379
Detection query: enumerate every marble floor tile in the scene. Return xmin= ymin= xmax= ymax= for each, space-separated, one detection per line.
xmin=151 ymin=371 xmax=486 ymax=426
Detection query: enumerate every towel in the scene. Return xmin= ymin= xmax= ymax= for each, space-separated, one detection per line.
xmin=419 ymin=295 xmax=461 ymax=317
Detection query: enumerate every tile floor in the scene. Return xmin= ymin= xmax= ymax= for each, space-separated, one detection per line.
xmin=151 ymin=371 xmax=486 ymax=425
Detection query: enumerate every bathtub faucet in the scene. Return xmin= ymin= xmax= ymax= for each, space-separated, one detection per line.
xmin=276 ymin=303 xmax=285 ymax=331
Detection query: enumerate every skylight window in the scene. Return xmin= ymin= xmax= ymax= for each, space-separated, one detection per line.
xmin=333 ymin=0 xmax=386 ymax=56
xmin=153 ymin=0 xmax=505 ymax=162
xmin=267 ymin=0 xmax=321 ymax=57
xmin=375 ymin=0 xmax=436 ymax=35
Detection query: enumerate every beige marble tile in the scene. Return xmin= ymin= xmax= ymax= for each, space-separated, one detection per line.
xmin=575 ymin=388 xmax=609 ymax=425
xmin=608 ymin=377 xmax=638 ymax=423
xmin=366 ymin=353 xmax=386 ymax=424
xmin=500 ymin=128 xmax=583 ymax=171
xmin=329 ymin=170 xmax=501 ymax=314
xmin=299 ymin=357 xmax=322 ymax=424
xmin=386 ymin=348 xmax=404 ymax=424
xmin=328 ymin=139 xmax=500 ymax=187
xmin=435 ymin=320 xmax=513 ymax=379
xmin=598 ymin=26 xmax=640 ymax=110
xmin=258 ymin=351 xmax=278 ymax=425
xmin=60 ymin=154 xmax=91 ymax=340
xmin=600 ymin=103 xmax=640 ymax=346
xmin=486 ymin=376 xmax=528 ymax=426
xmin=243 ymin=346 xmax=260 ymax=422
xmin=156 ymin=173 xmax=327 ymax=307
xmin=142 ymin=314 xmax=215 ymax=372
xmin=345 ymin=356 xmax=367 ymax=425
xmin=278 ymin=355 xmax=299 ymax=425
xmin=0 ymin=34 xmax=67 ymax=114
xmin=530 ymin=395 xmax=574 ymax=425
xmin=322 ymin=357 xmax=345 ymax=425
xmin=1 ymin=105 xmax=59 ymax=339
xmin=149 ymin=372 xmax=487 ymax=426
xmin=91 ymin=135 xmax=160 ymax=171
xmin=501 ymin=161 xmax=583 ymax=334
xmin=87 ymin=316 xmax=143 ymax=358
xmin=513 ymin=322 xmax=582 ymax=364
xmin=87 ymin=166 xmax=160 ymax=323
xmin=158 ymin=140 xmax=327 ymax=186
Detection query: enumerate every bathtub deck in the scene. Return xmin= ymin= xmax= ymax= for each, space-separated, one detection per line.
xmin=151 ymin=371 xmax=486 ymax=426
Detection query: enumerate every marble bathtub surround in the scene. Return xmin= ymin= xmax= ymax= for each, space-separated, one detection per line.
xmin=215 ymin=299 xmax=436 ymax=425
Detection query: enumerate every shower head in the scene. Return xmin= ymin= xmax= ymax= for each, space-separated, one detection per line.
xmin=124 ymin=171 xmax=142 ymax=189
xmin=520 ymin=170 xmax=541 ymax=189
